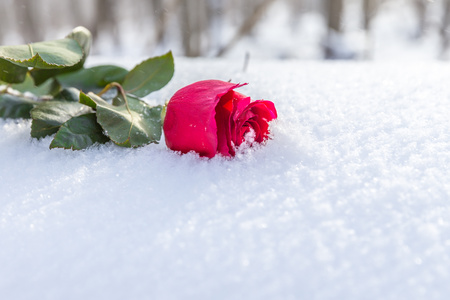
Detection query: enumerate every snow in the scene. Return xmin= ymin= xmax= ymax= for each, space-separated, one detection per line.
xmin=2 ymin=58 xmax=450 ymax=299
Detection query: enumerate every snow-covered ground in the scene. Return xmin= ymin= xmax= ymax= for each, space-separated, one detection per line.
xmin=2 ymin=58 xmax=450 ymax=299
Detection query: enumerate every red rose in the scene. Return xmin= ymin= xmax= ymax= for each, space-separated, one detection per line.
xmin=163 ymin=80 xmax=277 ymax=158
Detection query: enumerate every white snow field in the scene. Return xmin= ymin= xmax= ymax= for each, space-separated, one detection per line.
xmin=2 ymin=58 xmax=450 ymax=300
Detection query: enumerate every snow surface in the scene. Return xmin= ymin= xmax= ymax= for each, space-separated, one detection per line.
xmin=2 ymin=58 xmax=450 ymax=299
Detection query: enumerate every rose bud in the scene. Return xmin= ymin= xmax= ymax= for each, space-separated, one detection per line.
xmin=163 ymin=80 xmax=277 ymax=158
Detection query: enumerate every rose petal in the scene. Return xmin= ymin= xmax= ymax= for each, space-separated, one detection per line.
xmin=233 ymin=100 xmax=277 ymax=146
xmin=215 ymin=91 xmax=234 ymax=156
xmin=230 ymin=93 xmax=251 ymax=147
xmin=216 ymin=90 xmax=252 ymax=156
xmin=164 ymin=80 xmax=246 ymax=158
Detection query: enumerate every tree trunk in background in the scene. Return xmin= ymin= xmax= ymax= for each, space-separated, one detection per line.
xmin=181 ymin=0 xmax=194 ymax=56
xmin=93 ymin=0 xmax=119 ymax=51
xmin=15 ymin=0 xmax=41 ymax=43
xmin=207 ymin=0 xmax=224 ymax=54
xmin=413 ymin=0 xmax=427 ymax=39
xmin=68 ymin=0 xmax=95 ymax=33
xmin=363 ymin=0 xmax=379 ymax=59
xmin=153 ymin=0 xmax=167 ymax=46
xmin=363 ymin=0 xmax=379 ymax=31
xmin=152 ymin=0 xmax=182 ymax=48
xmin=440 ymin=0 xmax=450 ymax=58
xmin=216 ymin=0 xmax=277 ymax=57
xmin=324 ymin=0 xmax=351 ymax=59
xmin=181 ymin=0 xmax=208 ymax=57
xmin=326 ymin=0 xmax=343 ymax=33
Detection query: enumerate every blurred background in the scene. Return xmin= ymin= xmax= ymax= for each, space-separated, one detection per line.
xmin=1 ymin=0 xmax=450 ymax=61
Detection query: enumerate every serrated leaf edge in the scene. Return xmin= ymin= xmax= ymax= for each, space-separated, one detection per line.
xmin=0 ymin=38 xmax=84 ymax=69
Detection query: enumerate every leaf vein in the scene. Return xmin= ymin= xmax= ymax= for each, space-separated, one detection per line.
xmin=126 ymin=62 xmax=165 ymax=94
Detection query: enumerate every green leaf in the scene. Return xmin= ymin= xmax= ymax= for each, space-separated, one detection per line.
xmin=53 ymin=87 xmax=80 ymax=102
xmin=0 ymin=93 xmax=37 ymax=119
xmin=56 ymin=65 xmax=128 ymax=90
xmin=65 ymin=26 xmax=92 ymax=58
xmin=84 ymin=92 xmax=162 ymax=147
xmin=122 ymin=51 xmax=174 ymax=97
xmin=0 ymin=58 xmax=27 ymax=83
xmin=0 ymin=26 xmax=92 ymax=85
xmin=30 ymin=101 xmax=93 ymax=138
xmin=79 ymin=91 xmax=107 ymax=109
xmin=30 ymin=26 xmax=93 ymax=86
xmin=50 ymin=113 xmax=110 ymax=150
xmin=0 ymin=39 xmax=83 ymax=69
xmin=8 ymin=73 xmax=60 ymax=96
